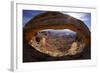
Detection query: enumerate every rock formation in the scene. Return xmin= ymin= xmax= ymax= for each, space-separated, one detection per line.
xmin=23 ymin=11 xmax=90 ymax=57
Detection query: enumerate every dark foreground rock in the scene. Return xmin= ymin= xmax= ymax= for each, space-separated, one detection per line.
xmin=23 ymin=11 xmax=91 ymax=62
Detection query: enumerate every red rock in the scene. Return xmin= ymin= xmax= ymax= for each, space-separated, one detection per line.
xmin=23 ymin=11 xmax=90 ymax=57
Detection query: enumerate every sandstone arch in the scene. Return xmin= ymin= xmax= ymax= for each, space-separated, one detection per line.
xmin=23 ymin=11 xmax=90 ymax=57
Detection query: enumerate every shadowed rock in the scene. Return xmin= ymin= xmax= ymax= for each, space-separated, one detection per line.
xmin=23 ymin=11 xmax=91 ymax=61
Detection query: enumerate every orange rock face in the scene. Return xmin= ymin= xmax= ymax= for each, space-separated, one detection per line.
xmin=23 ymin=11 xmax=90 ymax=57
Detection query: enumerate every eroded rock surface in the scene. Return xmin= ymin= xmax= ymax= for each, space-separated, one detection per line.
xmin=29 ymin=29 xmax=86 ymax=57
xmin=23 ymin=11 xmax=90 ymax=58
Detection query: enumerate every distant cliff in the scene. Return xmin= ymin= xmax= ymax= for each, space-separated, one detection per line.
xmin=23 ymin=11 xmax=91 ymax=61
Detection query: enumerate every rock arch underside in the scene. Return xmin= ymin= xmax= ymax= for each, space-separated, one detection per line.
xmin=23 ymin=11 xmax=91 ymax=62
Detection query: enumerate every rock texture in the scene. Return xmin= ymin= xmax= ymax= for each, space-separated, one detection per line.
xmin=23 ymin=11 xmax=90 ymax=58
xmin=29 ymin=29 xmax=85 ymax=57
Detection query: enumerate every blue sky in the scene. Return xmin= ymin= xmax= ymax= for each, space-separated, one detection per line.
xmin=23 ymin=10 xmax=91 ymax=30
xmin=23 ymin=10 xmax=45 ymax=26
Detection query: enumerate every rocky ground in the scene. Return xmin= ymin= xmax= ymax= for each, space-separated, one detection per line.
xmin=23 ymin=11 xmax=91 ymax=62
xmin=23 ymin=29 xmax=90 ymax=62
